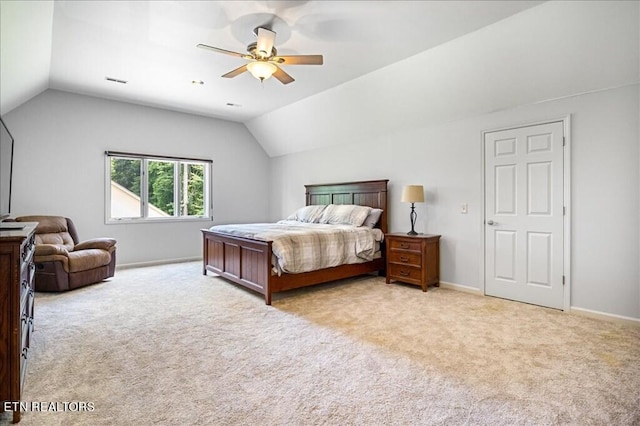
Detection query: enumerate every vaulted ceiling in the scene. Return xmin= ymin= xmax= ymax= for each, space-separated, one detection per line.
xmin=1 ymin=1 xmax=543 ymax=121
xmin=2 ymin=1 xmax=637 ymax=158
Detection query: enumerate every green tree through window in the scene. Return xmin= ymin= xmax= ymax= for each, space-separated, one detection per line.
xmin=107 ymin=153 xmax=211 ymax=221
xmin=181 ymin=163 xmax=205 ymax=216
xmin=148 ymin=160 xmax=175 ymax=215
xmin=110 ymin=158 xmax=141 ymax=196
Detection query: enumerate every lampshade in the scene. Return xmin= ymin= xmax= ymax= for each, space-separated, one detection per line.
xmin=247 ymin=61 xmax=277 ymax=81
xmin=401 ymin=185 xmax=425 ymax=203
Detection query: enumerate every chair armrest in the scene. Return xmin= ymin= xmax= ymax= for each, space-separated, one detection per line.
xmin=75 ymin=238 xmax=117 ymax=251
xmin=34 ymin=244 xmax=69 ymax=256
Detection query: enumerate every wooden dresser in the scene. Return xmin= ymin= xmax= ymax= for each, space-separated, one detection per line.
xmin=385 ymin=233 xmax=441 ymax=292
xmin=0 ymin=223 xmax=37 ymax=423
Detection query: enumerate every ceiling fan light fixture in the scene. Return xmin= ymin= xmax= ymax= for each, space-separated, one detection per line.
xmin=247 ymin=61 xmax=277 ymax=82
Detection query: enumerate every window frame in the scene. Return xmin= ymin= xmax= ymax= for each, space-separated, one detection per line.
xmin=105 ymin=150 xmax=213 ymax=224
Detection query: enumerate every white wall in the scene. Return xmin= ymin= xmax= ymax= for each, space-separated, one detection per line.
xmin=262 ymin=0 xmax=640 ymax=321
xmin=270 ymin=84 xmax=639 ymax=320
xmin=4 ymin=89 xmax=271 ymax=265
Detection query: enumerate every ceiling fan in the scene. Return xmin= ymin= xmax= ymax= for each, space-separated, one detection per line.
xmin=197 ymin=27 xmax=323 ymax=85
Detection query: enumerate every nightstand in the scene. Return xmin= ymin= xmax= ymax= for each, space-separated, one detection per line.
xmin=385 ymin=233 xmax=441 ymax=292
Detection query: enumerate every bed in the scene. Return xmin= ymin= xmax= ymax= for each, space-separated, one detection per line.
xmin=202 ymin=179 xmax=389 ymax=304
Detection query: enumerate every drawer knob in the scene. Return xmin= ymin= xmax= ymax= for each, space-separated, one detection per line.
xmin=400 ymin=256 xmax=409 ymax=262
xmin=399 ymin=270 xmax=410 ymax=277
xmin=400 ymin=243 xmax=409 ymax=249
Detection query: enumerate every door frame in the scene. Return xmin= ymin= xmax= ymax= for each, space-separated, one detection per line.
xmin=479 ymin=116 xmax=572 ymax=311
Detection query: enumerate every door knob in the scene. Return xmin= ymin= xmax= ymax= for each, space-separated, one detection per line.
xmin=487 ymin=220 xmax=497 ymax=225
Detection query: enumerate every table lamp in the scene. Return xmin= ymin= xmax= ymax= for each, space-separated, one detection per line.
xmin=401 ymin=185 xmax=425 ymax=235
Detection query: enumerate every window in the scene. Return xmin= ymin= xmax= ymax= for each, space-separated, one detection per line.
xmin=105 ymin=151 xmax=212 ymax=222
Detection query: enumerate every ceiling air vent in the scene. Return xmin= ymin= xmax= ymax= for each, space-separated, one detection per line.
xmin=105 ymin=77 xmax=128 ymax=84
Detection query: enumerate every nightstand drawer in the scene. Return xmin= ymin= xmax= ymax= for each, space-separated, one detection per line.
xmin=388 ymin=264 xmax=422 ymax=284
xmin=388 ymin=250 xmax=421 ymax=266
xmin=388 ymin=239 xmax=422 ymax=252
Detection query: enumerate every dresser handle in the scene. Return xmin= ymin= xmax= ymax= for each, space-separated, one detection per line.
xmin=400 ymin=243 xmax=409 ymax=249
xmin=399 ymin=270 xmax=410 ymax=277
xmin=400 ymin=256 xmax=409 ymax=262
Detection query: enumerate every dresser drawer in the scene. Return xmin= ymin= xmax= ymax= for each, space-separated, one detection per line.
xmin=20 ymin=236 xmax=35 ymax=302
xmin=20 ymin=346 xmax=29 ymax=394
xmin=26 ymin=289 xmax=35 ymax=331
xmin=21 ymin=310 xmax=30 ymax=349
xmin=388 ymin=250 xmax=421 ymax=267
xmin=388 ymin=264 xmax=422 ymax=285
xmin=20 ymin=234 xmax=35 ymax=265
xmin=20 ymin=262 xmax=35 ymax=301
xmin=388 ymin=238 xmax=422 ymax=252
xmin=20 ymin=290 xmax=33 ymax=394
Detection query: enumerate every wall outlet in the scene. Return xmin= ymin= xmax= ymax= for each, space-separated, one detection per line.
xmin=461 ymin=203 xmax=468 ymax=214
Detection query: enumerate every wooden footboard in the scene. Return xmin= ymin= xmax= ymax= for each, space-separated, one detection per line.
xmin=202 ymin=230 xmax=273 ymax=303
xmin=202 ymin=229 xmax=386 ymax=305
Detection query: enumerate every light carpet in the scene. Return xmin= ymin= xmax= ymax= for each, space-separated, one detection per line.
xmin=1 ymin=261 xmax=639 ymax=425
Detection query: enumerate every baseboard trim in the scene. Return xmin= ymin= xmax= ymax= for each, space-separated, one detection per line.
xmin=439 ymin=281 xmax=483 ymax=296
xmin=570 ymin=307 xmax=640 ymax=327
xmin=117 ymin=257 xmax=201 ymax=270
xmin=438 ymin=283 xmax=640 ymax=326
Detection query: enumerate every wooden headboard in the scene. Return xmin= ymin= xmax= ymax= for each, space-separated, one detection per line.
xmin=305 ymin=179 xmax=389 ymax=234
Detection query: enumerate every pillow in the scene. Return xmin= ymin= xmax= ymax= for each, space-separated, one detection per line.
xmin=362 ymin=208 xmax=383 ymax=228
xmin=286 ymin=205 xmax=326 ymax=223
xmin=318 ymin=204 xmax=372 ymax=227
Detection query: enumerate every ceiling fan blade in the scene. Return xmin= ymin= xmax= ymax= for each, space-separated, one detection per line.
xmin=273 ymin=55 xmax=324 ymax=65
xmin=197 ymin=43 xmax=250 ymax=59
xmin=272 ymin=65 xmax=295 ymax=85
xmin=255 ymin=27 xmax=276 ymax=59
xmin=222 ymin=64 xmax=248 ymax=78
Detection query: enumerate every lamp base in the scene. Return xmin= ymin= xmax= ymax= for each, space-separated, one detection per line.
xmin=407 ymin=203 xmax=418 ymax=236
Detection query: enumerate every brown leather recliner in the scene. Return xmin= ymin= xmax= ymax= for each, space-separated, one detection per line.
xmin=15 ymin=216 xmax=117 ymax=292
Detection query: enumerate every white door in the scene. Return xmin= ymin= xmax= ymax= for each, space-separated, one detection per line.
xmin=484 ymin=121 xmax=564 ymax=309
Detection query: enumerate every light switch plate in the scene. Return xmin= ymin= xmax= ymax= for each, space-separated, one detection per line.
xmin=461 ymin=203 xmax=468 ymax=214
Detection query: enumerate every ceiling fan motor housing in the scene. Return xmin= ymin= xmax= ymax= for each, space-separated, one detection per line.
xmin=247 ymin=42 xmax=278 ymax=59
